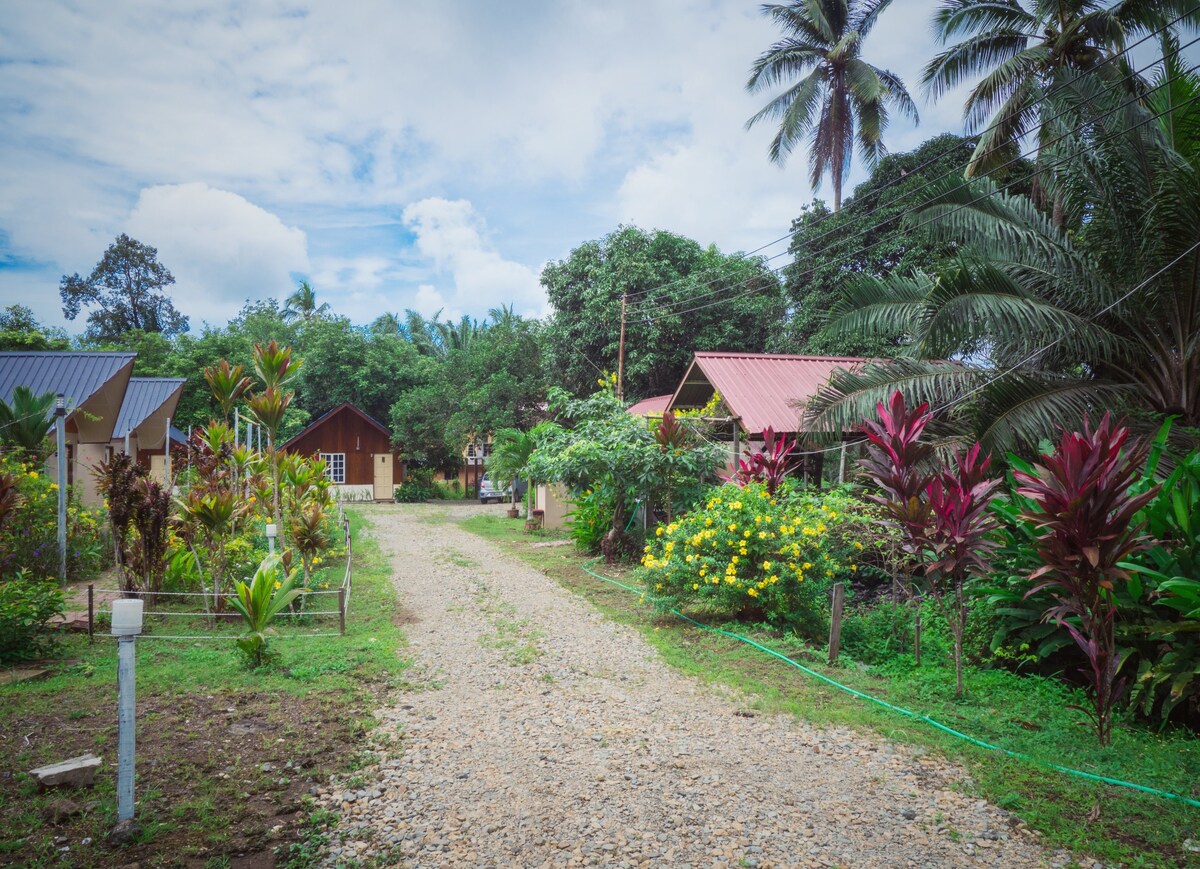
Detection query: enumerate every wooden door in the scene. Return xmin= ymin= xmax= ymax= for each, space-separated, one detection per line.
xmin=149 ymin=454 xmax=167 ymax=485
xmin=372 ymin=453 xmax=393 ymax=501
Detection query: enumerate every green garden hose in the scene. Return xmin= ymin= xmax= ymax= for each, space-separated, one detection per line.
xmin=579 ymin=559 xmax=1200 ymax=810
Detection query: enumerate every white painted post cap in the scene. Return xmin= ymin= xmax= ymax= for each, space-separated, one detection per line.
xmin=110 ymin=599 xmax=143 ymax=636
xmin=265 ymin=523 xmax=278 ymax=538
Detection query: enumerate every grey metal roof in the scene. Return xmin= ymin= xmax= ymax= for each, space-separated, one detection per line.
xmin=113 ymin=377 xmax=187 ymax=438
xmin=0 ymin=352 xmax=136 ymax=417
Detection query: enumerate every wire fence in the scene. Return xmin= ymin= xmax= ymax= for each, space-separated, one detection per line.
xmin=85 ymin=510 xmax=353 ymax=642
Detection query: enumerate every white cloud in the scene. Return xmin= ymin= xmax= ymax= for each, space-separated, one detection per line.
xmin=126 ymin=183 xmax=308 ymax=326
xmin=402 ymin=198 xmax=545 ymax=318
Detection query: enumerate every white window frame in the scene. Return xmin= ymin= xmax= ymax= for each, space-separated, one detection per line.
xmin=319 ymin=452 xmax=346 ymax=484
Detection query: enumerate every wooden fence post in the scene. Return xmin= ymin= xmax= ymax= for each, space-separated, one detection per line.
xmin=338 ymin=587 xmax=346 ymax=635
xmin=828 ymin=582 xmax=846 ymax=664
xmin=87 ymin=584 xmax=94 ymax=642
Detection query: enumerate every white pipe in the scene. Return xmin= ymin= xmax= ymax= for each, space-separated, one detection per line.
xmin=116 ymin=636 xmax=136 ymax=821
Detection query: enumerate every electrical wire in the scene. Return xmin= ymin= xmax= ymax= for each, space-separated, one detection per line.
xmin=636 ymin=77 xmax=1200 ymax=324
xmin=615 ymin=11 xmax=1199 ymax=309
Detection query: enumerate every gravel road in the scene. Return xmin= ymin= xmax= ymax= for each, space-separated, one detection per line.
xmin=315 ymin=503 xmax=1061 ymax=868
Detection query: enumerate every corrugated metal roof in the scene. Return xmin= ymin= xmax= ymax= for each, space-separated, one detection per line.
xmin=626 ymin=394 xmax=672 ymax=416
xmin=0 ymin=352 xmax=136 ymax=417
xmin=113 ymin=377 xmax=186 ymax=438
xmin=668 ymin=352 xmax=867 ymax=436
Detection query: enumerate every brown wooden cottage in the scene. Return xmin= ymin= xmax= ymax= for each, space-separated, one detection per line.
xmin=280 ymin=403 xmax=405 ymax=501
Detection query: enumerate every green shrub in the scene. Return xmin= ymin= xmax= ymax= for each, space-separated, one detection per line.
xmin=565 ymin=487 xmax=613 ymax=554
xmin=394 ymin=468 xmax=440 ymax=503
xmin=0 ymin=455 xmax=109 ymax=582
xmin=639 ymin=482 xmax=878 ymax=638
xmin=0 ymin=571 xmax=66 ymax=663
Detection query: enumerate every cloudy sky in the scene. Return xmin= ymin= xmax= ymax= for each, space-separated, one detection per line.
xmin=0 ymin=1 xmax=1184 ymax=333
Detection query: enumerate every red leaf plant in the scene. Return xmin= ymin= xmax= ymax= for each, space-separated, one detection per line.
xmin=858 ymin=391 xmax=935 ymax=554
xmin=1014 ymin=414 xmax=1160 ymax=746
xmin=922 ymin=444 xmax=1003 ymax=697
xmin=729 ymin=426 xmax=796 ymax=496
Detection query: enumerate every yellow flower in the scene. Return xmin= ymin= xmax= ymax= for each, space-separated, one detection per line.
xmin=274 ymin=581 xmax=282 ymax=590
xmin=692 ymin=583 xmax=699 ymax=590
xmin=656 ymin=527 xmax=664 ymax=536
xmin=803 ymin=562 xmax=813 ymax=570
xmin=28 ymin=471 xmax=38 ymax=480
xmin=664 ymin=541 xmax=675 ymax=552
xmin=850 ymin=564 xmax=857 ymax=572
xmin=730 ymin=555 xmax=739 ymax=564
xmin=747 ymin=588 xmax=759 ymax=597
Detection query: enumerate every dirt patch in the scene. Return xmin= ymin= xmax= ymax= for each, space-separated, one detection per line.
xmin=391 ymin=606 xmax=420 ymax=627
xmin=0 ymin=688 xmax=371 ymax=867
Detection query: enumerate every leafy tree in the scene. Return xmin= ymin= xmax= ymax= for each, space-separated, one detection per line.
xmin=0 ymin=305 xmax=70 ymax=351
xmin=542 ymin=226 xmax=785 ymax=399
xmin=808 ymin=63 xmax=1200 ymax=456
xmin=59 ymin=234 xmax=188 ymax=341
xmin=281 ymin=280 xmax=331 ymax=324
xmin=922 ymin=0 xmax=1198 ymax=176
xmin=746 ymin=0 xmax=918 ymax=211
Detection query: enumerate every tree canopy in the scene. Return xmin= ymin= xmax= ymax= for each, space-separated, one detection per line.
xmin=60 ymin=234 xmax=188 ymax=341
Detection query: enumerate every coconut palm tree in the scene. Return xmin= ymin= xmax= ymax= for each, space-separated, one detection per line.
xmin=282 ymin=280 xmax=331 ymax=324
xmin=806 ymin=63 xmax=1200 ymax=457
xmin=746 ymin=0 xmax=919 ymax=211
xmin=922 ymin=0 xmax=1198 ymax=177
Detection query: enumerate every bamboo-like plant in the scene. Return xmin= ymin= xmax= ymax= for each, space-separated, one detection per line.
xmin=1015 ymin=414 xmax=1160 ymax=745
xmin=229 ymin=554 xmax=309 ymax=667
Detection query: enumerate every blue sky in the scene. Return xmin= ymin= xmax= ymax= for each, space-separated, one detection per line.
xmin=0 ymin=1 xmax=1190 ymax=333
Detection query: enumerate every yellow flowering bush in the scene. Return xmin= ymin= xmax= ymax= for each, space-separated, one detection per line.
xmin=640 ymin=481 xmax=876 ymax=637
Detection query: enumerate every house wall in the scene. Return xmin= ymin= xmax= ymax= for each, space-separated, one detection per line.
xmin=283 ymin=408 xmax=404 ymax=486
xmin=535 ymin=483 xmax=571 ymax=531
xmin=73 ymin=442 xmax=109 ymax=507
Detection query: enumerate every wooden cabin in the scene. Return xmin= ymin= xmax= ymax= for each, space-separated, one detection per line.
xmin=280 ymin=402 xmax=405 ymax=501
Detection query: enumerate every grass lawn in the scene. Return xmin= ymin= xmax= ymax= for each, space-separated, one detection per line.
xmin=0 ymin=508 xmax=407 ymax=869
xmin=461 ymin=512 xmax=1200 ymax=869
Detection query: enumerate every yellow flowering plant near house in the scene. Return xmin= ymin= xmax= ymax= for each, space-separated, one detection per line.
xmin=640 ymin=481 xmax=879 ymax=638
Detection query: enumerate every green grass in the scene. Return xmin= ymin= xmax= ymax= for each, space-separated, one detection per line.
xmin=460 ymin=512 xmax=1200 ymax=869
xmin=0 ymin=508 xmax=408 ymax=868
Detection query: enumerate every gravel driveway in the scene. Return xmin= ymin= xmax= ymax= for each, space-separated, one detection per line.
xmin=315 ymin=503 xmax=1058 ymax=868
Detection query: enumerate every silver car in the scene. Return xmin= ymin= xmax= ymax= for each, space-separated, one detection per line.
xmin=478 ymin=474 xmax=512 ymax=504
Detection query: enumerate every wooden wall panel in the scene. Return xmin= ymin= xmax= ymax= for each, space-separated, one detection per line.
xmin=283 ymin=406 xmax=404 ymax=486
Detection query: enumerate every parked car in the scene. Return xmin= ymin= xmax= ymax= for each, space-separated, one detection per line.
xmin=478 ymin=474 xmax=512 ymax=504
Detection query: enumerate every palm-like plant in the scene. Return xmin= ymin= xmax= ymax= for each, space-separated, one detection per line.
xmin=229 ymin=554 xmax=309 ymax=667
xmin=246 ymin=387 xmax=293 ymax=528
xmin=487 ymin=427 xmax=536 ymax=514
xmin=0 ymin=386 xmax=55 ymax=456
xmin=923 ymin=0 xmax=1198 ymax=176
xmin=746 ymin=0 xmax=919 ymax=211
xmin=807 ymin=65 xmax=1200 ymax=457
xmin=203 ymin=360 xmax=251 ymax=423
xmin=252 ymin=340 xmax=301 ymax=390
xmin=281 ymin=280 xmax=330 ymax=324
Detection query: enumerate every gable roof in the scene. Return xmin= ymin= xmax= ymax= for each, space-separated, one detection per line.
xmin=668 ymin=352 xmax=867 ymax=436
xmin=280 ymin=402 xmax=391 ymax=451
xmin=0 ymin=351 xmax=136 ymax=420
xmin=113 ymin=378 xmax=187 ymax=438
xmin=626 ymin=394 xmax=672 ymax=417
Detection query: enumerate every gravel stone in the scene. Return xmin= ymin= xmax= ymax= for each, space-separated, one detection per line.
xmin=315 ymin=503 xmax=1068 ymax=867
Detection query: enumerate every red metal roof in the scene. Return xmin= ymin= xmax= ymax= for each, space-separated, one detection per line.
xmin=626 ymin=394 xmax=672 ymax=416
xmin=668 ymin=352 xmax=867 ymax=436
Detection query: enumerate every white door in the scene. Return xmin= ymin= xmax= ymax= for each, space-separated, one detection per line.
xmin=372 ymin=453 xmax=393 ymax=500
xmin=149 ymin=454 xmax=167 ymax=485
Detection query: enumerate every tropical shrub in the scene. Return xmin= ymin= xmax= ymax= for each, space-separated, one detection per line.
xmin=0 ymin=571 xmax=65 ymax=663
xmin=565 ymin=487 xmax=616 ymax=554
xmin=728 ymin=426 xmax=795 ymax=495
xmin=394 ymin=467 xmax=440 ymax=502
xmin=639 ymin=481 xmax=872 ymax=638
xmin=229 ymin=554 xmax=309 ymax=667
xmin=0 ymin=454 xmax=108 ymax=582
xmin=1015 ymin=414 xmax=1159 ymax=746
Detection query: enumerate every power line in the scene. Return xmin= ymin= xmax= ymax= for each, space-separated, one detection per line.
xmin=636 ymin=73 xmax=1200 ymax=324
xmin=615 ymin=9 xmax=1198 ymax=309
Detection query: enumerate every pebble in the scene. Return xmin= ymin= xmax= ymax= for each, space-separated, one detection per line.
xmin=311 ymin=504 xmax=1071 ymax=868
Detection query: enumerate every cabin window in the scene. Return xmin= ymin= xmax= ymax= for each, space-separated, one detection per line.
xmin=320 ymin=453 xmax=346 ymax=484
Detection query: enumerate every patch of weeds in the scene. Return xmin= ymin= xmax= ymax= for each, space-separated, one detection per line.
xmin=435 ymin=548 xmax=477 ymax=570
xmin=277 ymin=803 xmax=338 ymax=869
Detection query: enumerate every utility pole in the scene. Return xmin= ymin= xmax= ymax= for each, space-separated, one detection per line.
xmin=616 ymin=290 xmax=628 ymax=402
xmin=55 ymin=394 xmax=67 ymax=585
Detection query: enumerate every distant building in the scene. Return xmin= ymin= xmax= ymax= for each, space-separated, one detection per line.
xmin=280 ymin=402 xmax=405 ymax=501
xmin=111 ymin=377 xmax=187 ymax=483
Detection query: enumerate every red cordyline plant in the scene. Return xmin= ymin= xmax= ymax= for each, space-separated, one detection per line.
xmin=1015 ymin=414 xmax=1160 ymax=746
xmin=858 ymin=392 xmax=935 ymax=554
xmin=730 ymin=426 xmax=795 ymax=496
xmin=923 ymin=444 xmax=1002 ymax=697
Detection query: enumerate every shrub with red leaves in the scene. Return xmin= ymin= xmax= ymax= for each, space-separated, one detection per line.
xmin=1015 ymin=413 xmax=1160 ymax=746
xmin=730 ymin=426 xmax=796 ymax=496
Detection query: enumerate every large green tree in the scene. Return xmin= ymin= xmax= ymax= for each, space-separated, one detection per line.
xmin=922 ymin=0 xmax=1198 ymax=176
xmin=0 ymin=305 xmax=70 ymax=351
xmin=746 ymin=0 xmax=919 ymax=211
xmin=542 ymin=226 xmax=785 ymax=400
xmin=59 ymin=234 xmax=188 ymax=341
xmin=807 ymin=62 xmax=1200 ymax=456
